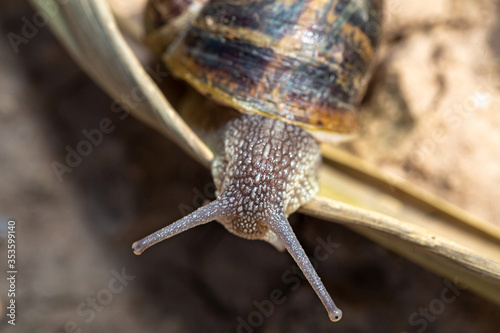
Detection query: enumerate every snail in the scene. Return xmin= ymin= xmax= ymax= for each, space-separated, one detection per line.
xmin=132 ymin=0 xmax=383 ymax=322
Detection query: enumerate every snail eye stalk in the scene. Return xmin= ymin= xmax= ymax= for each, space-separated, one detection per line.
xmin=132 ymin=200 xmax=223 ymax=255
xmin=267 ymin=213 xmax=342 ymax=322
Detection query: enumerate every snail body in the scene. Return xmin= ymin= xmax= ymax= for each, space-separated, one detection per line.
xmin=134 ymin=0 xmax=382 ymax=322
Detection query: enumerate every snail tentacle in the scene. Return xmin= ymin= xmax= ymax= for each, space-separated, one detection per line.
xmin=267 ymin=213 xmax=343 ymax=322
xmin=132 ymin=200 xmax=224 ymax=255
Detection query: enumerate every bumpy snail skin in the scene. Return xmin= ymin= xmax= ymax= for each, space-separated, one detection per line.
xmin=132 ymin=114 xmax=342 ymax=321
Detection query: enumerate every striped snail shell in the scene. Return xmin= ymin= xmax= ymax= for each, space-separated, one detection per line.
xmin=134 ymin=0 xmax=383 ymax=322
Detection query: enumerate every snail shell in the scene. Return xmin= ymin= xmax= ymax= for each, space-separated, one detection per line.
xmin=134 ymin=0 xmax=383 ymax=322
xmin=159 ymin=0 xmax=382 ymax=143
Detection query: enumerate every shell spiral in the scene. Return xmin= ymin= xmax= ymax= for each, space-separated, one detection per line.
xmin=164 ymin=0 xmax=383 ymax=142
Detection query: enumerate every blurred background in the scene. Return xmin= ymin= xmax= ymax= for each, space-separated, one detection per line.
xmin=1 ymin=0 xmax=500 ymax=332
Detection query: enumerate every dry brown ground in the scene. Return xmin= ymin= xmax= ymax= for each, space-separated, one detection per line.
xmin=0 ymin=1 xmax=500 ymax=333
